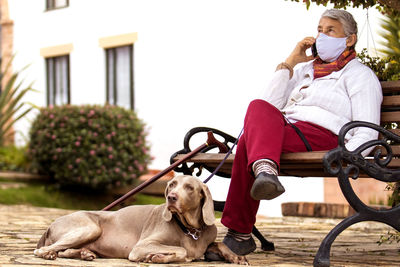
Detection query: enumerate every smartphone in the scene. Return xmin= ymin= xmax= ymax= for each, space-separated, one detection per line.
xmin=311 ymin=43 xmax=318 ymax=58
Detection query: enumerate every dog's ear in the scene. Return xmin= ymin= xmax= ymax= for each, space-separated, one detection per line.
xmin=201 ymin=183 xmax=215 ymax=226
xmin=162 ymin=182 xmax=173 ymax=221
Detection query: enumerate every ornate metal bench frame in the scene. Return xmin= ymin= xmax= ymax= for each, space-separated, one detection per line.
xmin=171 ymin=121 xmax=400 ymax=267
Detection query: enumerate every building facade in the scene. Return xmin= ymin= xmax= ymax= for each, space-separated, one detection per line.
xmin=6 ymin=0 xmax=388 ymax=216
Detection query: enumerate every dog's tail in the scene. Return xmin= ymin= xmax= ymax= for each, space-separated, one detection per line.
xmin=36 ymin=228 xmax=50 ymax=249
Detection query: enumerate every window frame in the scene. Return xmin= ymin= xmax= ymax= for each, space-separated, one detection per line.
xmin=45 ymin=0 xmax=69 ymax=11
xmin=105 ymin=44 xmax=134 ymax=110
xmin=45 ymin=55 xmax=71 ymax=106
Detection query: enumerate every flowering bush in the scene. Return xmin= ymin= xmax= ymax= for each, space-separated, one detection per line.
xmin=28 ymin=105 xmax=151 ymax=190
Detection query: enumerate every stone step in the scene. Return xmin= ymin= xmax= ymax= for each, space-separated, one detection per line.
xmin=281 ymin=202 xmax=391 ymax=218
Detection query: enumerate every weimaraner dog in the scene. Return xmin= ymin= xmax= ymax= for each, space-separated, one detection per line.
xmin=34 ymin=175 xmax=248 ymax=264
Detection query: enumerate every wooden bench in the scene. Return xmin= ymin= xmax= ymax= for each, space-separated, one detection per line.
xmin=171 ymin=80 xmax=400 ymax=267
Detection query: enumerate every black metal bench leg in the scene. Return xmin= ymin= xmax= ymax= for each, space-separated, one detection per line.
xmin=313 ymin=213 xmax=363 ymax=267
xmin=252 ymin=225 xmax=275 ymax=251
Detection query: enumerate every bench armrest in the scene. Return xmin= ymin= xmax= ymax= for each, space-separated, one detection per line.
xmin=170 ymin=127 xmax=237 ymax=178
xmin=323 ymin=120 xmax=400 ymax=182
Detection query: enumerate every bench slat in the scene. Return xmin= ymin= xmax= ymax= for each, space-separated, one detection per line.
xmin=381 ymin=80 xmax=400 ymax=93
xmin=382 ymin=95 xmax=400 ymax=108
xmin=380 ymin=111 xmax=400 ymax=123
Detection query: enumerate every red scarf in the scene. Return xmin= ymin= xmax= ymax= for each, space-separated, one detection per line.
xmin=313 ymin=50 xmax=356 ymax=79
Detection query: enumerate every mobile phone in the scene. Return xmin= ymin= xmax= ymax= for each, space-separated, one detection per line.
xmin=311 ymin=43 xmax=318 ymax=58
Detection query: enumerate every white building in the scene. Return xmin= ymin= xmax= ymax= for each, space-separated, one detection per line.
xmin=5 ymin=0 xmax=384 ymax=216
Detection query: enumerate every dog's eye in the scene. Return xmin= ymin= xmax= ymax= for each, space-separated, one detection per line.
xmin=184 ymin=184 xmax=194 ymax=192
xmin=169 ymin=181 xmax=177 ymax=188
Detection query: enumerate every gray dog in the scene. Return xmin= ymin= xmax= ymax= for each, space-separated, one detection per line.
xmin=34 ymin=175 xmax=248 ymax=264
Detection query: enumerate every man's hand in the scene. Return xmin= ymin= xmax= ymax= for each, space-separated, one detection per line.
xmin=285 ymin=37 xmax=316 ymax=68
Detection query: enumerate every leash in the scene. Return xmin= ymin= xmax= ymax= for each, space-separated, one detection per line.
xmin=201 ymin=115 xmax=313 ymax=184
xmin=202 ymin=128 xmax=243 ymax=184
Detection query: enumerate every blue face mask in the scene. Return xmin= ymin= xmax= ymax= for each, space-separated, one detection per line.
xmin=316 ymin=33 xmax=347 ymax=62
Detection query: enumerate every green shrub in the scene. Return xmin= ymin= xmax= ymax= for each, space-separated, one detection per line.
xmin=28 ymin=105 xmax=151 ymax=190
xmin=0 ymin=145 xmax=29 ymax=172
xmin=358 ymin=48 xmax=400 ymax=81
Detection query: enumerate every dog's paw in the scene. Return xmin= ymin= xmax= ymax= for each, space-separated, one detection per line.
xmin=235 ymin=255 xmax=249 ymax=265
xmin=34 ymin=248 xmax=57 ymax=260
xmin=145 ymin=253 xmax=175 ymax=263
xmin=80 ymin=248 xmax=96 ymax=261
xmin=43 ymin=251 xmax=57 ymax=260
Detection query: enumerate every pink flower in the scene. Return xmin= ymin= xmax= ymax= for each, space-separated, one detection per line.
xmin=107 ymin=146 xmax=113 ymax=152
xmin=90 ymin=150 xmax=95 ymax=156
xmin=93 ymin=132 xmax=98 ymax=137
xmin=114 ymin=167 xmax=120 ymax=173
xmin=111 ymin=131 xmax=116 ymax=136
xmin=75 ymin=158 xmax=81 ymax=163
xmin=108 ymin=155 xmax=113 ymax=159
xmin=68 ymin=164 xmax=73 ymax=169
xmin=51 ymin=135 xmax=56 ymax=140
xmin=106 ymin=134 xmax=111 ymax=139
xmin=75 ymin=141 xmax=80 ymax=147
xmin=49 ymin=105 xmax=54 ymax=109
xmin=49 ymin=114 xmax=54 ymax=119
xmin=56 ymin=148 xmax=62 ymax=153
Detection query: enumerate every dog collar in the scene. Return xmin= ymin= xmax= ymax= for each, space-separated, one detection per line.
xmin=172 ymin=214 xmax=203 ymax=240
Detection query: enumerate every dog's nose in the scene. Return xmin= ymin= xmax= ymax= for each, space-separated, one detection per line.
xmin=167 ymin=192 xmax=178 ymax=203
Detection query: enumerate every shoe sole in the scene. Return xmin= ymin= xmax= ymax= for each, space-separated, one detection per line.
xmin=223 ymin=235 xmax=257 ymax=255
xmin=250 ymin=178 xmax=285 ymax=200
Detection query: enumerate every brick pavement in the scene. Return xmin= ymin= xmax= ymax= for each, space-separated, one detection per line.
xmin=0 ymin=204 xmax=399 ymax=267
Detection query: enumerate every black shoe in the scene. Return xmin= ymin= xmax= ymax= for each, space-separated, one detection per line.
xmin=222 ymin=235 xmax=256 ymax=255
xmin=204 ymin=250 xmax=224 ymax=262
xmin=250 ymin=172 xmax=285 ymax=200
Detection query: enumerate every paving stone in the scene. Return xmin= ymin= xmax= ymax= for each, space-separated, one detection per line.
xmin=0 ymin=204 xmax=399 ymax=266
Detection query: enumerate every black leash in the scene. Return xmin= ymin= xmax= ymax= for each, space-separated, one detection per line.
xmin=201 ymin=114 xmax=312 ymax=184
xmin=285 ymin=118 xmax=313 ymax=152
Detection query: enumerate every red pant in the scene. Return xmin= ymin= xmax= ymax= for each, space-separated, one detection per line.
xmin=221 ymin=99 xmax=338 ymax=233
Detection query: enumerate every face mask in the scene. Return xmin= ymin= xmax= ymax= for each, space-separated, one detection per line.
xmin=315 ymin=33 xmax=347 ymax=62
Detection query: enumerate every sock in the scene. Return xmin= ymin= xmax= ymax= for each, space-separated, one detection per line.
xmin=227 ymin=228 xmax=251 ymax=241
xmin=252 ymin=159 xmax=278 ymax=177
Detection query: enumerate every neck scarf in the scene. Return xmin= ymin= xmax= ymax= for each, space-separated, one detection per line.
xmin=313 ymin=49 xmax=356 ymax=79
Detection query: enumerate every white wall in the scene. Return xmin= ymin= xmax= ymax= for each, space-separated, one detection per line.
xmin=8 ymin=0 xmax=384 ymax=216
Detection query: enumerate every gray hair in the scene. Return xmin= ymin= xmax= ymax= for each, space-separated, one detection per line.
xmin=321 ymin=9 xmax=358 ymax=36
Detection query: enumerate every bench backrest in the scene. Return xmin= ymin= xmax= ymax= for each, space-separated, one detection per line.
xmin=379 ymin=80 xmax=400 ymax=159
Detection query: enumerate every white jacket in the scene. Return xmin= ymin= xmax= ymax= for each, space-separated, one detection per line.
xmin=261 ymin=58 xmax=382 ymax=156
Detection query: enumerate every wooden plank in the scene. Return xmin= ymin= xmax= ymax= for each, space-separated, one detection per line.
xmin=382 ymin=95 xmax=400 ymax=108
xmin=381 ymin=111 xmax=400 ymax=123
xmin=388 ymin=128 xmax=400 ymax=136
xmin=381 ymin=80 xmax=400 ymax=93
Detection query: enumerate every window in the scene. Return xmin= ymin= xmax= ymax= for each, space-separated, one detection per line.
xmin=45 ymin=55 xmax=70 ymax=106
xmin=46 ymin=0 xmax=69 ymax=10
xmin=105 ymin=45 xmax=134 ymax=110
